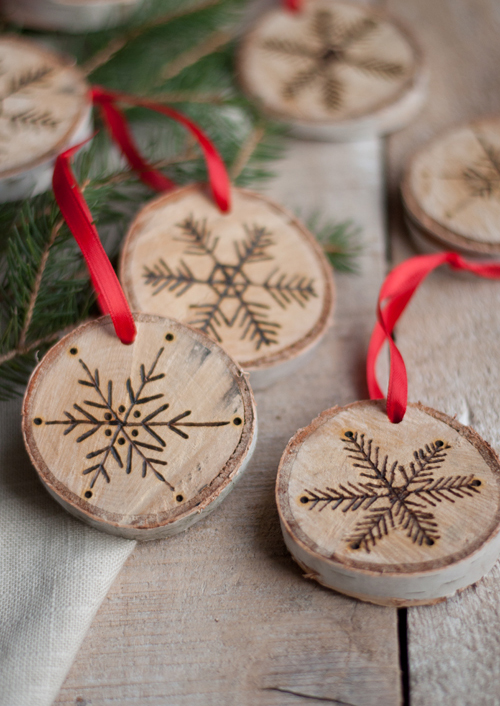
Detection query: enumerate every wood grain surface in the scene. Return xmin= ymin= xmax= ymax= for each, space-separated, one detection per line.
xmin=385 ymin=0 xmax=500 ymax=703
xmin=54 ymin=135 xmax=402 ymax=704
xmin=0 ymin=0 xmax=140 ymax=32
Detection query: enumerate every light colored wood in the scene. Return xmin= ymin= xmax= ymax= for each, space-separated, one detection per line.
xmin=54 ymin=137 xmax=402 ymax=706
xmin=385 ymin=0 xmax=500 ymax=701
xmin=402 ymin=115 xmax=500 ymax=256
xmin=238 ymin=0 xmax=427 ymax=141
xmin=0 ymin=0 xmax=141 ymax=32
xmin=120 ymin=184 xmax=335 ymax=389
xmin=0 ymin=36 xmax=92 ymax=203
xmin=22 ymin=314 xmax=256 ymax=540
xmin=277 ymin=399 xmax=500 ymax=606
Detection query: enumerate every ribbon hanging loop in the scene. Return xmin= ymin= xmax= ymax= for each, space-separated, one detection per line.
xmin=91 ymin=86 xmax=231 ymax=213
xmin=367 ymin=252 xmax=500 ymax=424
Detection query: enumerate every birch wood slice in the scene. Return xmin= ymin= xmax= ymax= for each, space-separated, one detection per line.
xmin=119 ymin=184 xmax=335 ymax=389
xmin=276 ymin=399 xmax=500 ymax=606
xmin=1 ymin=0 xmax=141 ymax=32
xmin=237 ymin=0 xmax=427 ymax=141
xmin=0 ymin=36 xmax=92 ymax=203
xmin=22 ymin=314 xmax=257 ymax=541
xmin=403 ymin=116 xmax=500 ymax=257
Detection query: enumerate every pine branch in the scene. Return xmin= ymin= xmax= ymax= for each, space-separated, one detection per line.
xmin=305 ymin=213 xmax=362 ymax=273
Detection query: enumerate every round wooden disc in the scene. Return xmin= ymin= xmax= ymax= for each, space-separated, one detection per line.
xmin=119 ymin=185 xmax=335 ymax=388
xmin=238 ymin=0 xmax=427 ymax=140
xmin=2 ymin=0 xmax=139 ymax=32
xmin=22 ymin=314 xmax=257 ymax=540
xmin=0 ymin=36 xmax=92 ymax=201
xmin=276 ymin=399 xmax=500 ymax=606
xmin=403 ymin=116 xmax=500 ymax=256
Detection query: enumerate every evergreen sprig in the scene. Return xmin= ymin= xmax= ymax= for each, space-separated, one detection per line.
xmin=0 ymin=0 xmax=359 ymax=400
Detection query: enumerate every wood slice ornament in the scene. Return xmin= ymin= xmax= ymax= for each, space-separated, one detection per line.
xmin=276 ymin=253 xmax=500 ymax=606
xmin=120 ymin=185 xmax=335 ymax=389
xmin=403 ymin=116 xmax=500 ymax=257
xmin=1 ymin=0 xmax=141 ymax=32
xmin=23 ymin=314 xmax=256 ymax=540
xmin=238 ymin=0 xmax=427 ymax=141
xmin=0 ymin=36 xmax=92 ymax=203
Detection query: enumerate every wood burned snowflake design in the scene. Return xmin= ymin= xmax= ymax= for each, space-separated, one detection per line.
xmin=0 ymin=37 xmax=90 ymax=177
xmin=143 ymin=216 xmax=317 ymax=351
xmin=301 ymin=431 xmax=482 ymax=553
xmin=239 ymin=0 xmax=419 ymax=124
xmin=39 ymin=347 xmax=231 ymax=491
xmin=262 ymin=9 xmax=404 ymax=112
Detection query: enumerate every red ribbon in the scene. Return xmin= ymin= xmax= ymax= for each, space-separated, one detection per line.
xmin=53 ymin=140 xmax=137 ymax=344
xmin=91 ymin=86 xmax=230 ymax=212
xmin=367 ymin=252 xmax=500 ymax=424
xmin=284 ymin=0 xmax=302 ymax=10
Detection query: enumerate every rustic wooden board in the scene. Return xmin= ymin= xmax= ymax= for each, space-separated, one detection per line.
xmin=54 ymin=137 xmax=402 ymax=705
xmin=385 ymin=0 xmax=500 ymax=703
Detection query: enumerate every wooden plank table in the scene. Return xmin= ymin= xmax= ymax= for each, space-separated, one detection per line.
xmin=54 ymin=1 xmax=500 ymax=703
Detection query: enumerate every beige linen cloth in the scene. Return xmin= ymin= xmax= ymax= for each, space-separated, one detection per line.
xmin=0 ymin=396 xmax=136 ymax=706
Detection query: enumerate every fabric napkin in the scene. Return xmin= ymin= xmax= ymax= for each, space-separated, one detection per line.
xmin=0 ymin=395 xmax=136 ymax=706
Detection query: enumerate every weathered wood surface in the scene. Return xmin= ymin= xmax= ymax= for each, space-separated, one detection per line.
xmin=54 ymin=137 xmax=402 ymax=704
xmin=386 ymin=0 xmax=500 ymax=703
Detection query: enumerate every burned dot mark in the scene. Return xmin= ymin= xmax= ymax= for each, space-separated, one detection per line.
xmin=84 ymin=491 xmax=92 ymax=499
xmin=350 ymin=542 xmax=361 ymax=550
xmin=134 ymin=411 xmax=141 ymax=418
xmin=118 ymin=405 xmax=126 ymax=414
xmin=233 ymin=417 xmax=242 ymax=426
xmin=70 ymin=348 xmax=78 ymax=356
xmin=426 ymin=538 xmax=435 ymax=546
xmin=132 ymin=430 xmax=138 ymax=437
xmin=345 ymin=431 xmax=354 ymax=438
xmin=471 ymin=479 xmax=482 ymax=487
xmin=435 ymin=440 xmax=444 ymax=448
xmin=165 ymin=333 xmax=174 ymax=342
xmin=118 ymin=438 xmax=125 ymax=446
xmin=176 ymin=494 xmax=184 ymax=502
xmin=34 ymin=417 xmax=43 ymax=426
xmin=300 ymin=496 xmax=309 ymax=504
xmin=105 ymin=429 xmax=112 ymax=437
xmin=104 ymin=413 xmax=112 ymax=421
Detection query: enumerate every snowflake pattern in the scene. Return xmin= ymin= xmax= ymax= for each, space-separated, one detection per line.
xmin=0 ymin=65 xmax=59 ymax=144
xmin=143 ymin=216 xmax=317 ymax=350
xmin=300 ymin=430 xmax=482 ymax=553
xmin=261 ymin=8 xmax=406 ymax=111
xmin=40 ymin=347 xmax=231 ymax=491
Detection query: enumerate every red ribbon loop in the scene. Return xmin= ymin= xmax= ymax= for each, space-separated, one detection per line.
xmin=284 ymin=0 xmax=302 ymax=10
xmin=367 ymin=252 xmax=500 ymax=424
xmin=91 ymin=86 xmax=231 ymax=212
xmin=52 ymin=141 xmax=137 ymax=345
